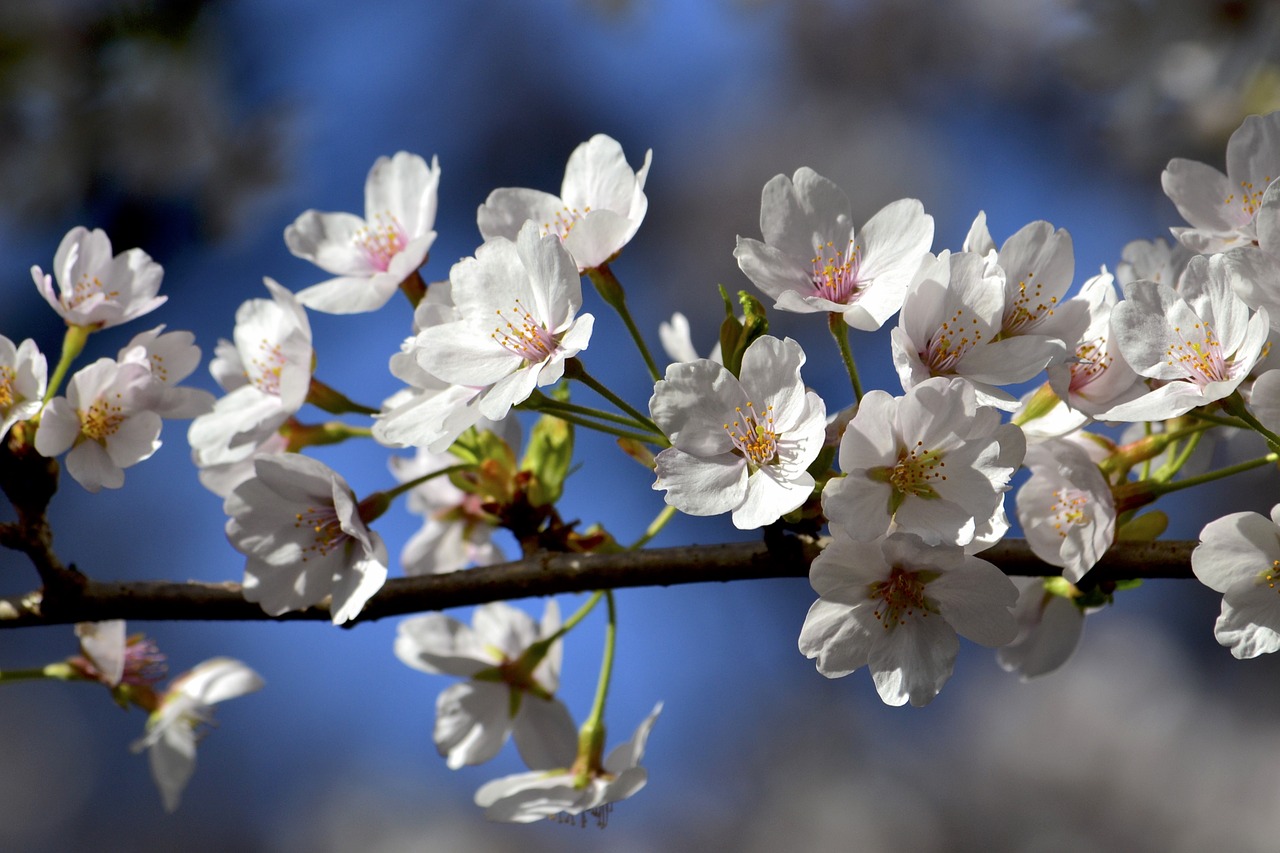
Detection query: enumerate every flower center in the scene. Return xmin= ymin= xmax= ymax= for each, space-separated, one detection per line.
xmin=247 ymin=339 xmax=287 ymax=396
xmin=540 ymin=205 xmax=591 ymax=242
xmin=1003 ymin=270 xmax=1058 ymax=334
xmin=492 ymin=300 xmax=560 ymax=364
xmin=809 ymin=239 xmax=862 ymax=304
xmin=923 ymin=307 xmax=984 ymax=374
xmin=293 ymin=505 xmax=349 ymax=561
xmin=1225 ymin=177 xmax=1272 ymax=225
xmin=887 ymin=441 xmax=946 ymax=500
xmin=1048 ymin=487 xmax=1090 ymax=539
xmin=355 ymin=212 xmax=408 ymax=272
xmin=1260 ymin=559 xmax=1280 ymax=594
xmin=868 ymin=566 xmax=935 ymax=628
xmin=1068 ymin=337 xmax=1112 ymax=392
xmin=1165 ymin=319 xmax=1229 ymax=386
xmin=0 ymin=365 xmax=15 ymax=409
xmin=66 ymin=273 xmax=119 ymax=310
xmin=81 ymin=395 xmax=126 ymax=442
xmin=723 ymin=401 xmax=779 ymax=468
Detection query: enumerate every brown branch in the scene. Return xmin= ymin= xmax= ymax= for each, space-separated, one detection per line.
xmin=0 ymin=538 xmax=1198 ymax=629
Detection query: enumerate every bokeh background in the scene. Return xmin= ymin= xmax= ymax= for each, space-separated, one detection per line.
xmin=4 ymin=1 xmax=1280 ymax=850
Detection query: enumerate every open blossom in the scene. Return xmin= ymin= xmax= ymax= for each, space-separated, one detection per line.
xmin=395 ymin=601 xmax=576 ymax=771
xmin=34 ymin=356 xmax=162 ymax=492
xmin=1015 ymin=439 xmax=1116 ymax=583
xmin=413 ymin=222 xmax=594 ymax=422
xmin=130 ymin=657 xmax=263 ymax=812
xmin=71 ymin=620 xmax=167 ymax=695
xmin=734 ymin=168 xmax=933 ymax=331
xmin=32 ymin=226 xmax=166 ymax=328
xmin=225 ymin=453 xmax=388 ymax=624
xmin=0 ymin=336 xmax=47 ymax=440
xmin=649 ymin=335 xmax=826 ymax=529
xmin=1192 ymin=505 xmax=1280 ymax=658
xmin=891 ymin=251 xmax=1066 ymax=410
xmin=1163 ymin=110 xmax=1280 ymax=253
xmin=1102 ymin=253 xmax=1269 ymax=421
xmin=188 ymin=279 xmax=312 ymax=471
xmin=963 ymin=213 xmax=1089 ymax=348
xmin=474 ymin=703 xmax=662 ymax=825
xmin=285 ymin=151 xmax=440 ymax=313
xmin=118 ymin=326 xmax=215 ymax=419
xmin=822 ymin=376 xmax=1024 ymax=548
xmin=478 ymin=134 xmax=651 ymax=273
xmin=799 ymin=531 xmax=1018 ymax=707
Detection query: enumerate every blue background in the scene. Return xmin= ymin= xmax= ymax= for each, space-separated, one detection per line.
xmin=3 ymin=1 xmax=1280 ymax=850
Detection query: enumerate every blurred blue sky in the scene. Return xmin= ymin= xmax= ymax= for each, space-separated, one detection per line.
xmin=4 ymin=1 xmax=1280 ymax=850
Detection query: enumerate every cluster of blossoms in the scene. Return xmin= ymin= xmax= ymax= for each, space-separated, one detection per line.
xmin=7 ymin=112 xmax=1280 ymax=821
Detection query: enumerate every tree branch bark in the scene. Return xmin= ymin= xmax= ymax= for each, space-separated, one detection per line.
xmin=0 ymin=537 xmax=1198 ymax=629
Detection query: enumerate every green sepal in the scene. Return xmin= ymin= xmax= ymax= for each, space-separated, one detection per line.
xmin=1115 ymin=509 xmax=1168 ymax=541
xmin=520 ymin=384 xmax=575 ymax=507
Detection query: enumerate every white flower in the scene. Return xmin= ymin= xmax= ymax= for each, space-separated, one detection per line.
xmin=798 ymin=531 xmax=1018 ymax=707
xmin=32 ymin=226 xmax=166 ymax=329
xmin=1015 ymin=439 xmax=1116 ymax=583
xmin=734 ymin=168 xmax=933 ymax=331
xmin=225 ymin=453 xmax=388 ymax=624
xmin=478 ymin=134 xmax=651 ymax=272
xmin=130 ymin=657 xmax=263 ymax=812
xmin=1115 ymin=237 xmax=1193 ymax=287
xmin=118 ymin=326 xmax=215 ymax=419
xmin=72 ymin=620 xmax=166 ymax=693
xmin=1163 ymin=110 xmax=1280 ymax=253
xmin=0 ymin=336 xmax=47 ymax=440
xmin=372 ymin=281 xmax=485 ymax=451
xmin=34 ymin=356 xmax=162 ymax=492
xmin=649 ymin=335 xmax=826 ymax=530
xmin=1102 ymin=253 xmax=1269 ymax=421
xmin=389 ymin=445 xmax=505 ymax=575
xmin=963 ymin=213 xmax=1090 ymax=348
xmin=413 ymin=222 xmax=594 ymax=422
xmin=658 ymin=311 xmax=721 ymax=364
xmin=285 ymin=151 xmax=440 ymax=313
xmin=395 ymin=601 xmax=576 ymax=770
xmin=822 ymin=376 xmax=1024 ymax=547
xmin=187 ymin=279 xmax=312 ymax=469
xmin=891 ymin=251 xmax=1066 ymax=410
xmin=1192 ymin=505 xmax=1280 ymax=659
xmin=996 ymin=578 xmax=1086 ymax=680
xmin=474 ymin=703 xmax=662 ymax=825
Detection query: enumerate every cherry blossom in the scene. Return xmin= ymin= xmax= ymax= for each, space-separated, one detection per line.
xmin=658 ymin=311 xmax=721 ymax=364
xmin=891 ymin=251 xmax=1066 ymax=410
xmin=130 ymin=657 xmax=263 ymax=812
xmin=412 ymin=222 xmax=594 ymax=422
xmin=34 ymin=355 xmax=162 ymax=492
xmin=798 ymin=531 xmax=1018 ymax=707
xmin=285 ymin=151 xmax=440 ymax=313
xmin=996 ymin=578 xmax=1086 ymax=681
xmin=734 ymin=168 xmax=933 ymax=331
xmin=1192 ymin=505 xmax=1280 ymax=658
xmin=1015 ymin=438 xmax=1116 ymax=583
xmin=395 ymin=601 xmax=575 ymax=770
xmin=474 ymin=703 xmax=662 ymax=825
xmin=478 ymin=134 xmax=651 ymax=272
xmin=1163 ymin=110 xmax=1280 ymax=253
xmin=31 ymin=226 xmax=166 ymax=329
xmin=118 ymin=326 xmax=215 ymax=419
xmin=1102 ymin=253 xmax=1269 ymax=421
xmin=649 ymin=335 xmax=826 ymax=529
xmin=822 ymin=376 xmax=1024 ymax=547
xmin=225 ymin=453 xmax=388 ymax=624
xmin=0 ymin=336 xmax=47 ymax=440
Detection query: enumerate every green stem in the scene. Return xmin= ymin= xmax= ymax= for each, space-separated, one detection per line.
xmin=587 ymin=264 xmax=662 ymax=382
xmin=1153 ymin=430 xmax=1203 ymax=483
xmin=828 ymin=313 xmax=863 ymax=403
xmin=542 ymin=590 xmax=605 ymax=646
xmin=306 ymin=378 xmax=380 ymax=416
xmin=40 ymin=324 xmax=93 ymax=408
xmin=575 ymin=590 xmax=617 ymax=783
xmin=0 ymin=662 xmax=78 ymax=684
xmin=561 ymin=359 xmax=661 ymax=434
xmin=630 ymin=505 xmax=676 ymax=550
xmin=520 ymin=395 xmax=664 ymax=445
xmin=529 ymin=391 xmax=659 ymax=436
xmin=1151 ymin=452 xmax=1278 ymax=497
xmin=1222 ymin=392 xmax=1280 ymax=452
xmin=284 ymin=420 xmax=373 ymax=452
xmin=1187 ymin=411 xmax=1250 ymax=430
xmin=357 ymin=463 xmax=474 ymax=524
